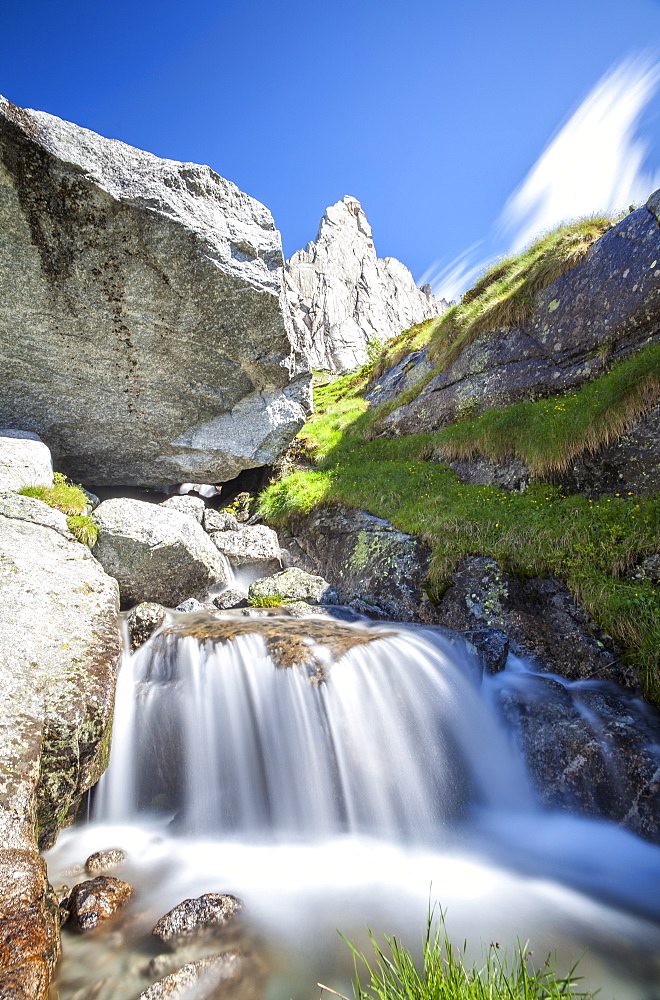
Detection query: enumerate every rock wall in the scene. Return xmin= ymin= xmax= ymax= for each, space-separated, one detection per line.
xmin=0 ymin=436 xmax=122 ymax=998
xmin=0 ymin=96 xmax=311 ymax=487
xmin=286 ymin=196 xmax=445 ymax=370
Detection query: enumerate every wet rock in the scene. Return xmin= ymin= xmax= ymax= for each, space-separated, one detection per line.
xmin=432 ymin=556 xmax=635 ymax=687
xmin=157 ymin=615 xmax=394 ymax=673
xmin=463 ymin=628 xmax=510 ymax=674
xmin=64 ymin=876 xmax=133 ymax=932
xmin=0 ymin=493 xmax=121 ymax=851
xmin=248 ymin=567 xmax=338 ymax=606
xmin=160 ymin=497 xmax=206 ymax=524
xmin=384 ymin=200 xmax=660 ymax=436
xmin=0 ymin=848 xmax=60 ymax=1000
xmin=285 ymin=505 xmax=433 ymax=622
xmin=494 ymin=671 xmax=660 ymax=842
xmin=137 ymin=953 xmax=248 ymax=1000
xmin=0 ymin=429 xmax=53 ymax=492
xmin=152 ymin=894 xmax=243 ymax=948
xmin=93 ymin=499 xmax=230 ymax=607
xmin=175 ymin=598 xmax=208 ymax=614
xmin=202 ymin=509 xmax=240 ymax=533
xmin=85 ymin=848 xmax=126 ymax=875
xmin=0 ymin=95 xmax=310 ymax=488
xmin=208 ymin=524 xmax=281 ymax=573
xmin=212 ymin=589 xmax=249 ymax=610
xmin=126 ymin=603 xmax=168 ymax=651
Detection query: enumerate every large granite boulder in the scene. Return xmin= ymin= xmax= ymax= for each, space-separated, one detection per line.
xmin=0 ymin=95 xmax=311 ymax=487
xmin=384 ymin=196 xmax=660 ymax=435
xmin=286 ymin=196 xmax=445 ymax=370
xmin=248 ymin=567 xmax=338 ymax=605
xmin=0 ymin=429 xmax=53 ymax=492
xmin=93 ymin=498 xmax=230 ymax=607
xmin=0 ymin=492 xmax=120 ymax=997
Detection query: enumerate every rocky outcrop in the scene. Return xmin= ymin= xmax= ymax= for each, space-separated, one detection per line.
xmin=0 ymin=489 xmax=121 ymax=997
xmin=430 ymin=556 xmax=634 ymax=688
xmin=0 ymin=493 xmax=121 ymax=849
xmin=283 ymin=505 xmax=434 ymax=622
xmin=494 ymin=666 xmax=660 ymax=842
xmin=383 ymin=197 xmax=660 ymax=435
xmin=93 ymin=498 xmax=230 ymax=607
xmin=286 ymin=196 xmax=444 ymax=371
xmin=0 ymin=95 xmax=310 ymax=487
xmin=0 ymin=430 xmax=53 ymax=491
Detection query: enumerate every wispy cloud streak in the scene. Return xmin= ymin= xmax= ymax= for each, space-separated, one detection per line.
xmin=424 ymin=55 xmax=660 ymax=299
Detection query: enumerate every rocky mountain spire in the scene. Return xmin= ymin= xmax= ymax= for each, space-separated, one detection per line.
xmin=286 ymin=196 xmax=446 ymax=371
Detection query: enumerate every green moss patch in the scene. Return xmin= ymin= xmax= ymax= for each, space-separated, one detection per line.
xmin=19 ymin=471 xmax=90 ymax=515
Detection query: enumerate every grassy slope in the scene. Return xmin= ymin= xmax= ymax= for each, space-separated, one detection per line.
xmin=260 ymin=361 xmax=660 ymax=702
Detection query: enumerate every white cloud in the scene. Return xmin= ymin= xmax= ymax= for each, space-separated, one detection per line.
xmin=500 ymin=56 xmax=660 ymax=253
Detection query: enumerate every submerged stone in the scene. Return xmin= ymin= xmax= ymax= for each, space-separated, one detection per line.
xmin=158 ymin=614 xmax=394 ymax=675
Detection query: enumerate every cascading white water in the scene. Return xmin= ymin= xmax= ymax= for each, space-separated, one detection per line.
xmin=47 ymin=614 xmax=660 ymax=1000
xmin=96 ymin=623 xmax=532 ymax=838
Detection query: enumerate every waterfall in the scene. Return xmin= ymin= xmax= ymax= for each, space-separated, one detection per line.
xmin=48 ymin=612 xmax=660 ymax=1000
xmin=95 ymin=617 xmax=533 ymax=839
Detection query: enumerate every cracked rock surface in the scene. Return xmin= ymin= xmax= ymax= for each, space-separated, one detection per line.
xmin=0 ymin=94 xmax=310 ymax=487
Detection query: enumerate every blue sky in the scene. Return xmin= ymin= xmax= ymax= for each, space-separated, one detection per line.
xmin=3 ymin=0 xmax=660 ymax=292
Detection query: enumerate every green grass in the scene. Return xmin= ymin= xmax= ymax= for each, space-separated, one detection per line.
xmin=248 ymin=595 xmax=286 ymax=608
xmin=331 ymin=912 xmax=593 ymax=1000
xmin=19 ymin=471 xmax=90 ymax=515
xmin=259 ymin=361 xmax=660 ymax=702
xmin=66 ymin=514 xmax=98 ymax=548
xmin=427 ymin=217 xmax=615 ymax=370
xmin=434 ymin=342 xmax=660 ymax=475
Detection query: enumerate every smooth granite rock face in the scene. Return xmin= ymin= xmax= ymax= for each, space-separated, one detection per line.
xmin=0 ymin=430 xmax=53 ymax=492
xmin=0 ymin=493 xmax=121 ymax=851
xmin=93 ymin=498 xmax=229 ymax=607
xmin=384 ymin=198 xmax=660 ymax=435
xmin=0 ymin=95 xmax=311 ymax=486
xmin=286 ymin=196 xmax=445 ymax=370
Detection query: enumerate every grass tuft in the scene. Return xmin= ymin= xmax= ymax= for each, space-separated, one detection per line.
xmin=434 ymin=342 xmax=660 ymax=474
xmin=248 ymin=595 xmax=287 ymax=608
xmin=19 ymin=471 xmax=90 ymax=515
xmin=333 ymin=910 xmax=593 ymax=1000
xmin=66 ymin=515 xmax=99 ymax=548
xmin=426 ymin=217 xmax=614 ymax=370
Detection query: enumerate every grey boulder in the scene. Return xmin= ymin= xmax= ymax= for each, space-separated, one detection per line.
xmin=0 ymin=429 xmax=53 ymax=492
xmin=159 ymin=496 xmax=206 ymax=524
xmin=93 ymin=498 xmax=230 ymax=607
xmin=152 ymin=893 xmax=243 ymax=948
xmin=0 ymin=95 xmax=311 ymax=487
xmin=208 ymin=523 xmax=281 ymax=572
xmin=248 ymin=567 xmax=338 ymax=605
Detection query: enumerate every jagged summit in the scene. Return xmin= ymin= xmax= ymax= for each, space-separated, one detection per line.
xmin=286 ymin=195 xmax=446 ymax=371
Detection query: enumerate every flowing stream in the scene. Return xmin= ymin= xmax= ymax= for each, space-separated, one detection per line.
xmin=47 ymin=614 xmax=660 ymax=1000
